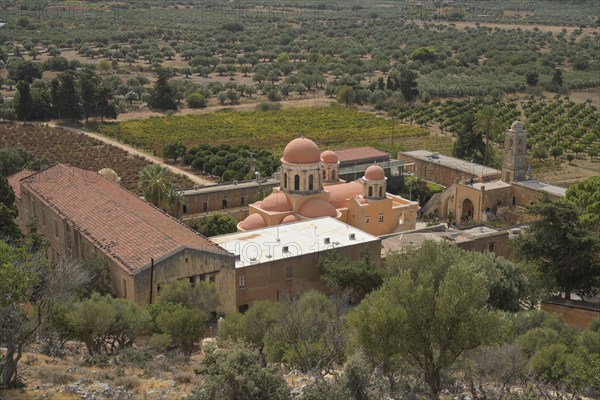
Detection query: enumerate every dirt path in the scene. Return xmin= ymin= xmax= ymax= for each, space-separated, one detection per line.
xmin=46 ymin=123 xmax=215 ymax=186
xmin=116 ymin=97 xmax=335 ymax=121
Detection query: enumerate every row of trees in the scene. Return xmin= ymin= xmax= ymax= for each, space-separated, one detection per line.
xmin=10 ymin=67 xmax=119 ymax=122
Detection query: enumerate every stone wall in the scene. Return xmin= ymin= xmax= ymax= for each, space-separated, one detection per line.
xmin=541 ymin=300 xmax=600 ymax=330
xmin=234 ymin=239 xmax=381 ymax=311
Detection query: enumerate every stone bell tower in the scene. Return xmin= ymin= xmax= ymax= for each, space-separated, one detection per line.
xmin=502 ymin=121 xmax=528 ymax=183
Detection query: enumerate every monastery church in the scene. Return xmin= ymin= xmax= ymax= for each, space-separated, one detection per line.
xmin=238 ymin=137 xmax=419 ymax=236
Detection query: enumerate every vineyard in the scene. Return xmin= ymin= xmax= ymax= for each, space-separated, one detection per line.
xmin=0 ymin=124 xmax=195 ymax=193
xmin=97 ymin=106 xmax=428 ymax=154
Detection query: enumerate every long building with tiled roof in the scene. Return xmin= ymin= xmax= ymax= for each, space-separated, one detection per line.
xmin=9 ymin=164 xmax=236 ymax=309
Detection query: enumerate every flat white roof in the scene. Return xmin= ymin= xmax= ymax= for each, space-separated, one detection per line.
xmin=401 ymin=150 xmax=501 ymax=177
xmin=515 ymin=180 xmax=567 ymax=197
xmin=212 ymin=217 xmax=380 ymax=268
xmin=471 ymin=180 xmax=511 ymax=191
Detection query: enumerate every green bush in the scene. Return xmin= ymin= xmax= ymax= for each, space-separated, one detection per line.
xmin=186 ymin=93 xmax=206 ymax=109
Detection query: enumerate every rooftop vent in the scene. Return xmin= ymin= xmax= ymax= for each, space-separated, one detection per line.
xmin=430 ymin=152 xmax=440 ymax=159
xmin=282 ymin=246 xmax=289 ymax=253
xmin=349 ymin=233 xmax=356 ymax=240
xmin=324 ymin=237 xmax=331 ymax=244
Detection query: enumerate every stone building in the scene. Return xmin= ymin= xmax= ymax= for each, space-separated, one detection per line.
xmin=213 ymin=217 xmax=381 ymax=312
xmin=237 ymin=137 xmax=419 ymax=236
xmin=411 ymin=121 xmax=567 ymax=224
xmin=9 ymin=164 xmax=237 ymax=311
xmin=398 ymin=150 xmax=502 ymax=187
xmin=175 ymin=179 xmax=279 ymax=217
xmin=382 ymin=226 xmax=510 ymax=258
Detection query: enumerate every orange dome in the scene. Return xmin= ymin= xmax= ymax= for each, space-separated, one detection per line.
xmin=261 ymin=192 xmax=292 ymax=212
xmin=239 ymin=213 xmax=267 ymax=231
xmin=299 ymin=198 xmax=338 ymax=219
xmin=364 ymin=165 xmax=385 ymax=181
xmin=321 ymin=150 xmax=338 ymax=164
xmin=282 ymin=137 xmax=321 ymax=164
xmin=325 ymin=181 xmax=363 ymax=208
xmin=282 ymin=214 xmax=301 ymax=224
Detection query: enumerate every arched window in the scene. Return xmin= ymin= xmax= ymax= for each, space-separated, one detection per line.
xmin=331 ymin=170 xmax=336 ymax=180
xmin=294 ymin=175 xmax=300 ymax=191
xmin=323 ymin=170 xmax=327 ymax=180
xmin=284 ymin=173 xmax=288 ymax=189
xmin=308 ymin=175 xmax=314 ymax=191
xmin=368 ymin=186 xmax=373 ymax=197
xmin=378 ymin=187 xmax=383 ymax=197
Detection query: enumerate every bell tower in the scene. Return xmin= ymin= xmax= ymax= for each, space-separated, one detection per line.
xmin=502 ymin=121 xmax=528 ymax=183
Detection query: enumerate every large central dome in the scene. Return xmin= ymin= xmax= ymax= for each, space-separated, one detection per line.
xmin=282 ymin=137 xmax=321 ymax=164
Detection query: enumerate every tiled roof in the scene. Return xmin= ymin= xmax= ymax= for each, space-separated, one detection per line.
xmin=332 ymin=147 xmax=390 ymax=164
xmin=7 ymin=169 xmax=34 ymax=199
xmin=20 ymin=164 xmax=231 ymax=274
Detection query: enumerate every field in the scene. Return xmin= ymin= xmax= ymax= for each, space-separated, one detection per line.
xmin=0 ymin=124 xmax=195 ymax=192
xmin=96 ymin=106 xmax=428 ymax=155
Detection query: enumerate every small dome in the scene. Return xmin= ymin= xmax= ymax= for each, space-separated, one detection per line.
xmin=261 ymin=192 xmax=292 ymax=212
xmin=282 ymin=215 xmax=301 ymax=224
xmin=511 ymin=121 xmax=523 ymax=130
xmin=98 ymin=168 xmax=120 ymax=183
xmin=282 ymin=137 xmax=321 ymax=164
xmin=321 ymin=150 xmax=338 ymax=164
xmin=364 ymin=165 xmax=385 ymax=181
xmin=299 ymin=198 xmax=338 ymax=219
xmin=239 ymin=213 xmax=267 ymax=231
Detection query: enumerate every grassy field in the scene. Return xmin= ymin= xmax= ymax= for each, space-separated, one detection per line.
xmin=96 ymin=106 xmax=428 ymax=155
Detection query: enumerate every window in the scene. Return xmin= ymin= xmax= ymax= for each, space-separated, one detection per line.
xmin=41 ymin=209 xmax=46 ymax=227
xmin=239 ymin=275 xmax=246 ymax=288
xmin=331 ymin=170 xmax=336 ymax=180
xmin=182 ymin=204 xmax=188 ymax=214
xmin=488 ymin=243 xmax=495 ymax=252
xmin=368 ymin=186 xmax=373 ymax=197
xmin=323 ymin=170 xmax=326 ymax=180
xmin=202 ymin=201 xmax=208 ymax=212
xmin=284 ymin=173 xmax=288 ymax=188
xmin=222 ymin=197 xmax=228 ymax=209
xmin=286 ymin=266 xmax=294 ymax=280
xmin=512 ymin=195 xmax=516 ymax=206
xmin=308 ymin=174 xmax=314 ymax=191
xmin=294 ymin=174 xmax=300 ymax=191
xmin=241 ymin=196 xmax=246 ymax=206
xmin=378 ymin=187 xmax=383 ymax=197
xmin=53 ymin=220 xmax=59 ymax=238
xmin=365 ymin=216 xmax=370 ymax=224
xmin=122 ymin=278 xmax=128 ymax=298
xmin=378 ymin=214 xmax=384 ymax=222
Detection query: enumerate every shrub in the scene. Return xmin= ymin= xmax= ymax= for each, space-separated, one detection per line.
xmin=156 ymin=308 xmax=207 ymax=356
xmin=117 ymin=347 xmax=155 ymax=368
xmin=186 ymin=93 xmax=206 ymax=109
xmin=148 ymin=333 xmax=172 ymax=352
xmin=113 ymin=375 xmax=141 ymax=390
xmin=37 ymin=366 xmax=75 ymax=385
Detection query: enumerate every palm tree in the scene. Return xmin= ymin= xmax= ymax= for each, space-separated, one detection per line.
xmin=474 ymin=106 xmax=503 ymax=166
xmin=139 ymin=164 xmax=176 ymax=209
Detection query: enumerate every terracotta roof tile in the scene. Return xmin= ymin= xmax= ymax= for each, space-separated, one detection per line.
xmin=332 ymin=147 xmax=390 ymax=164
xmin=7 ymin=169 xmax=34 ymax=199
xmin=21 ymin=165 xmax=230 ymax=274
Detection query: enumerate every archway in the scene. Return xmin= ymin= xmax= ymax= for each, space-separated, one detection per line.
xmin=462 ymin=198 xmax=474 ymax=223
